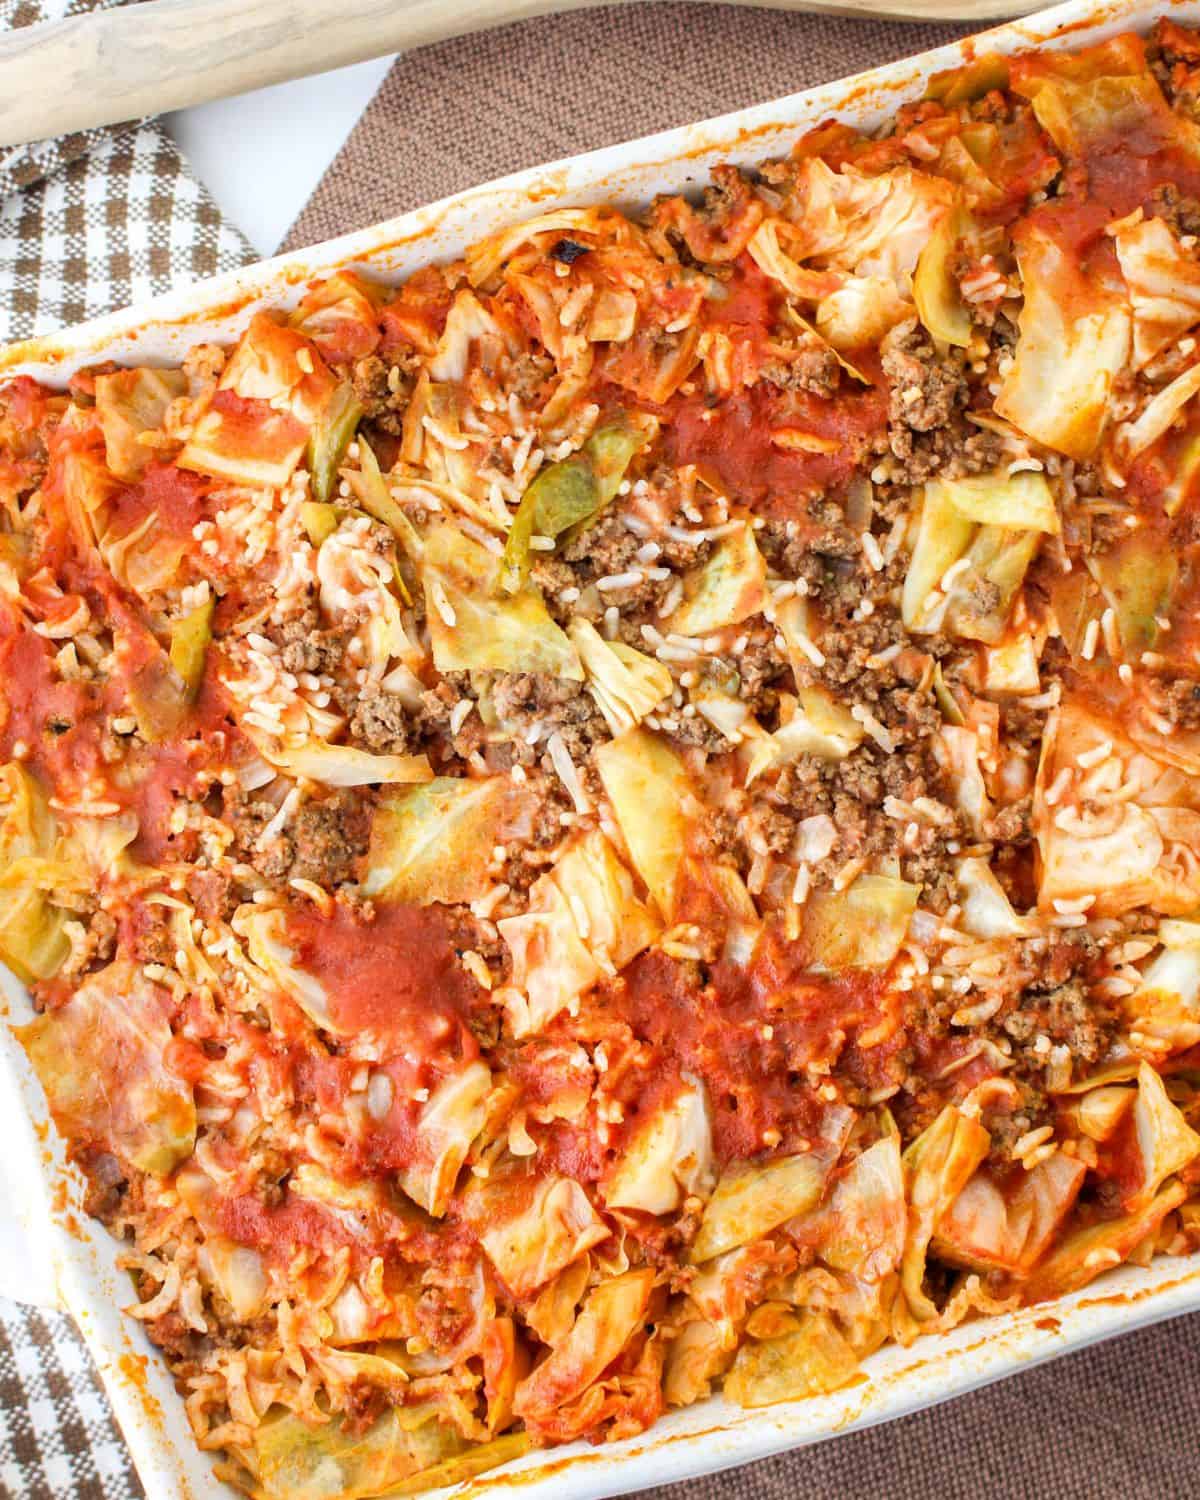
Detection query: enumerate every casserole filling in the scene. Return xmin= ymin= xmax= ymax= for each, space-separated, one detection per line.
xmin=6 ymin=19 xmax=1200 ymax=1495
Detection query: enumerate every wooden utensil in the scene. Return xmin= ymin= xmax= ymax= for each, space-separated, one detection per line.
xmin=0 ymin=0 xmax=1032 ymax=150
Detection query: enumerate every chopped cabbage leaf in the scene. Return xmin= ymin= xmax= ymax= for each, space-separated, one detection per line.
xmin=178 ymin=400 xmax=309 ymax=489
xmin=365 ymin=777 xmax=536 ymax=905
xmin=398 ymin=1060 xmax=492 ymax=1217
xmin=1114 ymin=216 xmax=1200 ymax=369
xmin=1129 ymin=1060 xmax=1200 ymax=1209
xmin=937 ymin=469 xmax=1060 ymax=534
xmin=665 ymin=523 xmax=767 ymax=637
xmin=499 ymin=878 xmax=602 ymax=1037
xmin=94 ymin=367 xmax=186 ymax=482
xmin=1115 ymin=358 xmax=1200 ymax=467
xmin=796 ymin=1133 xmax=906 ymax=1283
xmin=168 ymin=595 xmax=213 ymax=701
xmin=501 ymin=422 xmax=646 ymax=593
xmin=691 ymin=1151 xmax=833 ymax=1264
xmin=384 ymin=1434 xmax=533 ymax=1497
xmin=1085 ymin=527 xmax=1177 ymax=656
xmin=746 ymin=687 xmax=864 ymax=783
xmin=594 ymin=728 xmax=693 ymax=918
xmin=568 ymin=618 xmax=672 ymax=734
xmin=428 ymin=288 xmax=513 ymax=382
xmin=422 ymin=522 xmax=583 ymax=680
xmin=913 ymin=207 xmax=971 ymax=347
xmin=499 ymin=830 xmax=658 ymax=1035
xmin=724 ymin=1310 xmax=859 ymax=1408
xmin=931 ymin=1151 xmax=1086 ymax=1274
xmin=1017 ymin=1180 xmax=1187 ymax=1303
xmin=956 ymin=855 xmax=1033 ymax=938
xmin=18 ymin=960 xmax=195 ymax=1176
xmin=815 ymin=275 xmax=913 ymax=351
xmin=250 ymin=1404 xmax=465 ymax=1500
xmin=289 ymin=270 xmax=382 ymax=361
xmin=947 ymin=526 xmax=1041 ymax=645
xmin=994 ymin=224 xmax=1130 ymax=460
xmin=1127 ymin=920 xmax=1200 ymax=1050
xmin=783 ymin=159 xmax=955 ymax=284
xmin=902 ymin=477 xmax=974 ymax=632
xmin=900 ymin=1105 xmax=990 ymax=1320
xmin=802 ymin=874 xmax=919 ymax=970
xmin=261 ymin=740 xmax=432 ymax=788
xmin=306 ymin=379 xmax=362 ymax=504
xmin=604 ymin=1079 xmax=715 ymax=1215
xmin=547 ymin=829 xmax=660 ymax=969
xmin=512 ymin=1269 xmax=654 ymax=1427
xmin=465 ymin=1165 xmax=611 ymax=1297
xmin=0 ymin=763 xmax=72 ymax=983
xmin=220 ymin=313 xmax=336 ymax=426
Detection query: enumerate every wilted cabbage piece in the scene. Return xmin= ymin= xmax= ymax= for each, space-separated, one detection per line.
xmin=306 ymin=379 xmax=362 ymax=504
xmin=1017 ymin=1180 xmax=1187 ymax=1303
xmin=994 ymin=224 xmax=1130 ymax=460
xmin=1114 ymin=216 xmax=1200 ymax=369
xmin=1129 ymin=1060 xmax=1200 ymax=1209
xmin=365 ymin=777 xmax=536 ymax=905
xmin=568 ymin=619 xmax=672 ymax=734
xmin=900 ymin=1105 xmax=990 ymax=1319
xmin=690 ymin=1151 xmax=833 ymax=1264
xmin=932 ymin=1151 xmax=1086 ymax=1275
xmin=797 ymin=1133 xmax=906 ymax=1282
xmin=665 ymin=524 xmax=767 ymax=637
xmin=502 ymin=421 xmax=646 ymax=592
xmin=1033 ymin=703 xmax=1200 ymax=915
xmin=398 ymin=1060 xmax=492 ymax=1217
xmin=1127 ymin=919 xmax=1200 ymax=1050
xmin=802 ymin=874 xmax=919 ymax=970
xmin=956 ymin=855 xmax=1033 ymax=939
xmin=422 ymin=522 xmax=582 ymax=680
xmin=603 ymin=1079 xmax=715 ymax=1215
xmin=913 ymin=207 xmax=972 ymax=348
xmin=18 ymin=960 xmax=195 ymax=1176
xmin=594 ymin=727 xmax=693 ymax=918
xmin=1115 ymin=359 xmax=1200 ymax=468
xmin=261 ymin=740 xmax=433 ymax=788
xmin=249 ymin=1403 xmax=466 ymax=1500
xmin=513 ymin=1269 xmax=654 ymax=1428
xmin=465 ymin=1166 xmax=611 ymax=1297
xmin=904 ymin=471 xmax=1053 ymax=639
xmin=0 ymin=763 xmax=72 ymax=984
xmin=94 ymin=367 xmax=187 ymax=482
xmin=724 ymin=1310 xmax=859 ymax=1409
xmin=168 ymin=595 xmax=213 ymax=702
xmin=746 ymin=686 xmax=863 ymax=782
xmin=500 ymin=878 xmax=604 ymax=1037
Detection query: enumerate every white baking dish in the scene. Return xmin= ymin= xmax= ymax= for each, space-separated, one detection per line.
xmin=3 ymin=0 xmax=1199 ymax=1493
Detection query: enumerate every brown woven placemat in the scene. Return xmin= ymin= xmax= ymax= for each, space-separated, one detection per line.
xmin=279 ymin=6 xmax=1200 ymax=1499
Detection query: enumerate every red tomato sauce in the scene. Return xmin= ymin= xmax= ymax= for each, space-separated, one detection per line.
xmin=0 ymin=616 xmax=109 ymax=787
xmin=602 ymin=931 xmax=890 ymax=1165
xmin=663 ymin=375 xmax=887 ymax=518
xmin=107 ymin=462 xmax=210 ymax=546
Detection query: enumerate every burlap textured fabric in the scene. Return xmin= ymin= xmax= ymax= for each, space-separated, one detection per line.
xmin=4 ymin=4 xmax=1200 ymax=1497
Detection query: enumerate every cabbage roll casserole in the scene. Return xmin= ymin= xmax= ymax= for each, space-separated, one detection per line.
xmin=7 ymin=20 xmax=1200 ymax=1498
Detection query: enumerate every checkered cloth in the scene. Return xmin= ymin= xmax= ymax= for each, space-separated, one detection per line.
xmin=0 ymin=0 xmax=254 ymax=343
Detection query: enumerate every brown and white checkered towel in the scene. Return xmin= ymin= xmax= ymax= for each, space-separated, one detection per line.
xmin=8 ymin=3 xmax=1200 ymax=1498
xmin=0 ymin=0 xmax=254 ymax=343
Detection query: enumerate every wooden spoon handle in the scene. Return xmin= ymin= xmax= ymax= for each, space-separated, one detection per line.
xmin=0 ymin=0 xmax=1035 ymax=151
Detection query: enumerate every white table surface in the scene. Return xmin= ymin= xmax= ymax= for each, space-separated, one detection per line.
xmin=166 ymin=53 xmax=398 ymax=257
xmin=0 ymin=59 xmax=398 ymax=1311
